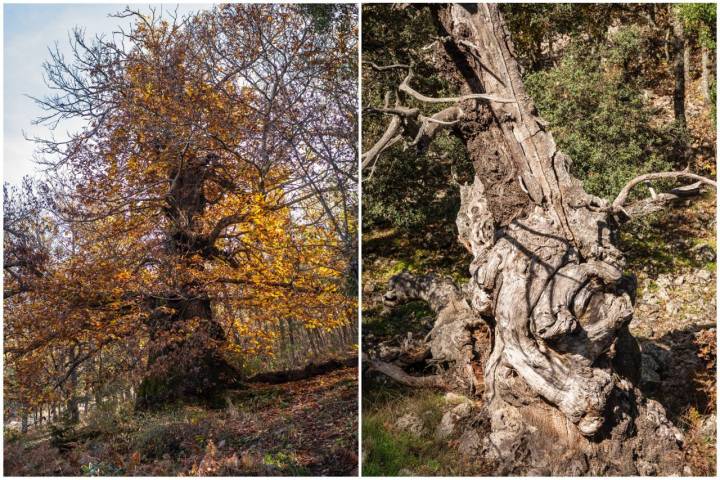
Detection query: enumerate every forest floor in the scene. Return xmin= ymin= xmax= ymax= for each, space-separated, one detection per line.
xmin=4 ymin=366 xmax=358 ymax=476
xmin=361 ymin=196 xmax=716 ymax=476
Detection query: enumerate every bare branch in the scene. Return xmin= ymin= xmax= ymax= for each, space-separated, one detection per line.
xmin=623 ymin=181 xmax=707 ymax=217
xmin=361 ymin=116 xmax=403 ymax=170
xmin=399 ymin=69 xmax=515 ymax=104
xmin=363 ymin=354 xmax=445 ymax=388
xmin=612 ymin=171 xmax=716 ymax=208
xmin=363 ymin=61 xmax=411 ymax=71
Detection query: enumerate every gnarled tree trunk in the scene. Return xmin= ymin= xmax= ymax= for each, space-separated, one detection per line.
xmin=135 ymin=155 xmax=240 ymax=410
xmin=364 ymin=3 xmax=716 ymax=475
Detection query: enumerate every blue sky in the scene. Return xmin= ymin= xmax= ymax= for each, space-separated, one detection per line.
xmin=3 ymin=3 xmax=204 ymax=185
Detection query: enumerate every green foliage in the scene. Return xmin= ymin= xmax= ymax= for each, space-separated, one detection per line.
xmin=362 ymin=416 xmax=420 ymax=476
xmin=262 ymin=451 xmax=310 ymax=475
xmin=620 ymin=198 xmax=717 ymax=276
xmin=524 ymin=28 xmax=685 ymax=199
xmin=4 ymin=427 xmax=22 ymax=443
xmin=501 ymin=3 xmax=623 ymax=70
xmin=676 ymin=3 xmax=717 ymax=49
xmin=363 ymin=135 xmax=470 ymax=230
xmin=301 ymin=4 xmax=355 ymax=34
xmin=363 ymin=300 xmax=433 ymax=338
xmin=362 ymin=386 xmax=471 ymax=476
xmin=362 ymin=403 xmax=446 ymax=476
xmin=80 ymin=461 xmax=124 ymax=476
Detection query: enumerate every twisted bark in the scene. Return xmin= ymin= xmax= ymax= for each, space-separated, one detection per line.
xmin=136 ymin=155 xmax=241 ymax=410
xmin=364 ymin=3 xmax=713 ymax=475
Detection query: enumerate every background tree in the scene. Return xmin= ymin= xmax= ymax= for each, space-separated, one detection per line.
xmin=675 ymin=4 xmax=717 ymax=111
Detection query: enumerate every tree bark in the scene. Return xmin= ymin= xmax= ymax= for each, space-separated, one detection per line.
xmin=65 ymin=348 xmax=80 ymax=424
xmin=366 ymin=3 xmax=707 ymax=475
xmin=135 ymin=155 xmax=241 ymax=411
xmin=20 ymin=408 xmax=28 ymax=433
xmin=701 ymin=44 xmax=714 ymax=105
xmin=672 ymin=12 xmax=687 ymax=126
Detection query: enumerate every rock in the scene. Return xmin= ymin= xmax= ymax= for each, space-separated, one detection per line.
xmin=691 ymin=243 xmax=716 ymax=263
xmin=636 ymin=459 xmax=656 ymax=476
xmin=436 ymin=402 xmax=473 ymax=439
xmin=444 ymin=392 xmax=471 ymax=405
xmin=699 ymin=414 xmax=716 ymax=439
xmin=640 ymin=353 xmax=661 ymax=388
xmin=457 ymin=429 xmax=482 ymax=456
xmin=453 ymin=401 xmax=473 ymax=417
xmin=672 ymin=275 xmax=684 ymax=286
xmin=395 ymin=413 xmax=426 ymax=437
xmin=683 ymin=465 xmax=693 ymax=476
xmin=696 ymin=269 xmax=713 ymax=283
xmin=398 ymin=468 xmax=414 ymax=476
xmin=665 ymin=301 xmax=678 ymax=315
xmin=436 ymin=412 xmax=456 ymax=439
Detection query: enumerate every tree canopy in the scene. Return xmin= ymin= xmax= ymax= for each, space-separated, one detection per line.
xmin=4 ymin=4 xmax=358 ymax=413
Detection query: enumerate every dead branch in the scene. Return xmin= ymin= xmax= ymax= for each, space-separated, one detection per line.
xmin=363 ymin=353 xmax=445 ymax=388
xmin=361 ymin=116 xmax=403 ymax=170
xmin=399 ymin=69 xmax=515 ymax=104
xmin=613 ymin=171 xmax=717 ymax=209
xmin=623 ymin=181 xmax=707 ymax=217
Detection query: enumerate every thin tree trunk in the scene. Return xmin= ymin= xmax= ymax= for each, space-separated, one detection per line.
xmin=701 ymin=44 xmax=714 ymax=105
xmin=684 ymin=38 xmax=691 ymax=87
xmin=20 ymin=408 xmax=28 ymax=433
xmin=66 ymin=360 xmax=80 ymax=424
xmin=672 ymin=13 xmax=687 ymax=126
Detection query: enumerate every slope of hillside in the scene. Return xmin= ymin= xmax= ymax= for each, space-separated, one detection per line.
xmin=5 ymin=366 xmax=358 ymax=476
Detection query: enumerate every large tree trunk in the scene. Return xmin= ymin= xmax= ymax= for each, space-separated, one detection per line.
xmin=135 ymin=294 xmax=239 ymax=410
xmin=435 ymin=5 xmax=686 ymax=474
xmin=365 ymin=4 xmax=713 ymax=475
xmin=135 ymin=155 xmax=240 ymax=410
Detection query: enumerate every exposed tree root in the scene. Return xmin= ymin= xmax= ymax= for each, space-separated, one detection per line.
xmin=247 ymin=356 xmax=357 ymax=384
